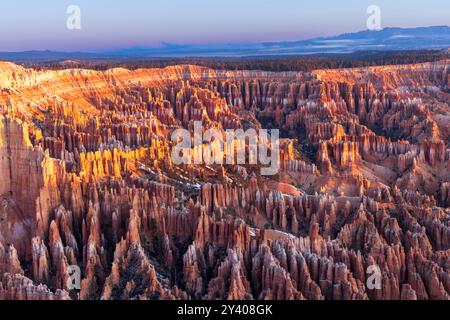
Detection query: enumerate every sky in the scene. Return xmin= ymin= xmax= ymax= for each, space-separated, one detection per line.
xmin=0 ymin=0 xmax=449 ymax=52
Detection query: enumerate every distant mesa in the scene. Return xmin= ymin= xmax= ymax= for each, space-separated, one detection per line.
xmin=1 ymin=26 xmax=449 ymax=62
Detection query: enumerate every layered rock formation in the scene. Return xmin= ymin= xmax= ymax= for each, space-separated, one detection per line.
xmin=0 ymin=60 xmax=448 ymax=300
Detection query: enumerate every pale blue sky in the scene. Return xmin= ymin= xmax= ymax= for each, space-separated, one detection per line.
xmin=0 ymin=0 xmax=448 ymax=51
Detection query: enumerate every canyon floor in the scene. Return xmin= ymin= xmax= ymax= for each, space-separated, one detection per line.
xmin=0 ymin=60 xmax=448 ymax=300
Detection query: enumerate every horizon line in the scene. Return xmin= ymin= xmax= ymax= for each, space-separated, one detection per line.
xmin=1 ymin=25 xmax=449 ymax=54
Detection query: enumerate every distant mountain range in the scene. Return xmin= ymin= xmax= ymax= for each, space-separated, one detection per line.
xmin=1 ymin=26 xmax=449 ymax=62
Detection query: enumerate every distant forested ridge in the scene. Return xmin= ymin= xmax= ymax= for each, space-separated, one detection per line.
xmin=35 ymin=50 xmax=449 ymax=72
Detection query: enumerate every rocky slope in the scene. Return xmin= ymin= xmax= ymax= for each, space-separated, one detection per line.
xmin=0 ymin=60 xmax=448 ymax=300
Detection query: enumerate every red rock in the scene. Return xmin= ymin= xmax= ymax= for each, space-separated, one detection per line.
xmin=0 ymin=60 xmax=448 ymax=300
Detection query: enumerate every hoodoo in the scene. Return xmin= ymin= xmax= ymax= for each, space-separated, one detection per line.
xmin=0 ymin=60 xmax=448 ymax=300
